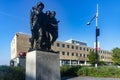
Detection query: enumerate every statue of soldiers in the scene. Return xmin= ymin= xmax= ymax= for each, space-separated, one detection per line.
xmin=35 ymin=2 xmax=47 ymax=50
xmin=29 ymin=2 xmax=45 ymax=50
xmin=46 ymin=11 xmax=59 ymax=50
xmin=29 ymin=2 xmax=59 ymax=51
xmin=49 ymin=11 xmax=59 ymax=45
xmin=29 ymin=6 xmax=39 ymax=50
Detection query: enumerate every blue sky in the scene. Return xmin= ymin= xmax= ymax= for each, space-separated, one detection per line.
xmin=0 ymin=0 xmax=120 ymax=65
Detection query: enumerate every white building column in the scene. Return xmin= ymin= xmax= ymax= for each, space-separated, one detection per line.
xmin=70 ymin=60 xmax=71 ymax=66
xmin=78 ymin=60 xmax=80 ymax=65
xmin=60 ymin=60 xmax=62 ymax=66
xmin=84 ymin=61 xmax=87 ymax=65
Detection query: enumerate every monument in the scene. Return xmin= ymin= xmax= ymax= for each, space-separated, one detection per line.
xmin=26 ymin=2 xmax=60 ymax=80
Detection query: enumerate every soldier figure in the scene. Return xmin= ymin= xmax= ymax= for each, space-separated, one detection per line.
xmin=29 ymin=2 xmax=59 ymax=51
xmin=49 ymin=11 xmax=59 ymax=45
xmin=29 ymin=6 xmax=39 ymax=50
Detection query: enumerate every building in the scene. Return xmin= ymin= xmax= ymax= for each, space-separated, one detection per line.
xmin=11 ymin=32 xmax=112 ymax=66
xmin=10 ymin=32 xmax=30 ymax=67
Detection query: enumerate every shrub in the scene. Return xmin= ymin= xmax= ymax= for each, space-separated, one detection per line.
xmin=77 ymin=66 xmax=120 ymax=78
xmin=60 ymin=65 xmax=81 ymax=77
xmin=77 ymin=67 xmax=89 ymax=76
xmin=0 ymin=66 xmax=25 ymax=80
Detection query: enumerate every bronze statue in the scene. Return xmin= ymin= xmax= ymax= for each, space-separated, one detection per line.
xmin=29 ymin=2 xmax=59 ymax=51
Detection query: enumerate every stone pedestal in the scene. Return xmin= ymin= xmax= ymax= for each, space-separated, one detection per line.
xmin=26 ymin=51 xmax=61 ymax=80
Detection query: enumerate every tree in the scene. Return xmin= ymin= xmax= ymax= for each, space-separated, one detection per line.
xmin=88 ymin=51 xmax=99 ymax=66
xmin=112 ymin=47 xmax=120 ymax=65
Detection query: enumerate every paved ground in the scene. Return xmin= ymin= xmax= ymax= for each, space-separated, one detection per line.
xmin=61 ymin=77 xmax=120 ymax=80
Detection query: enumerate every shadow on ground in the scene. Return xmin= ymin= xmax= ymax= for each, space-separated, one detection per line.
xmin=61 ymin=77 xmax=76 ymax=80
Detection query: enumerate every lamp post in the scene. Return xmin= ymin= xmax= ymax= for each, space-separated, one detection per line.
xmin=87 ymin=4 xmax=100 ymax=67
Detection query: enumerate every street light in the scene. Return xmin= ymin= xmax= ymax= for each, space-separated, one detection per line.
xmin=87 ymin=4 xmax=100 ymax=67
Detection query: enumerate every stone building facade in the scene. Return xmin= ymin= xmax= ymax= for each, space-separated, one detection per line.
xmin=11 ymin=32 xmax=112 ymax=66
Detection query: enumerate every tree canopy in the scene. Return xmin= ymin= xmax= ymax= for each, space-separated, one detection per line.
xmin=88 ymin=51 xmax=99 ymax=66
xmin=112 ymin=47 xmax=120 ymax=65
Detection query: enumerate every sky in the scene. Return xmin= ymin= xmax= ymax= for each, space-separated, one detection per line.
xmin=0 ymin=0 xmax=120 ymax=65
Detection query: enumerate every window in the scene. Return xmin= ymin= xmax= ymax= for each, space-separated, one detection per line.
xmin=67 ymin=52 xmax=69 ymax=56
xmin=101 ymin=55 xmax=104 ymax=59
xmin=71 ymin=46 xmax=74 ymax=49
xmin=72 ymin=53 xmax=74 ymax=56
xmin=80 ymin=54 xmax=82 ymax=57
xmin=90 ymin=49 xmax=92 ymax=52
xmin=76 ymin=53 xmax=78 ymax=56
xmin=57 ymin=43 xmax=60 ymax=47
xmin=87 ymin=55 xmax=89 ymax=57
xmin=67 ymin=45 xmax=69 ymax=48
xmin=76 ymin=46 xmax=78 ymax=50
xmin=62 ymin=52 xmax=65 ymax=55
xmin=57 ymin=51 xmax=60 ymax=54
xmin=62 ymin=44 xmax=65 ymax=47
xmin=83 ymin=54 xmax=85 ymax=58
xmin=83 ymin=48 xmax=85 ymax=51
xmin=87 ymin=48 xmax=89 ymax=51
xmin=80 ymin=47 xmax=82 ymax=50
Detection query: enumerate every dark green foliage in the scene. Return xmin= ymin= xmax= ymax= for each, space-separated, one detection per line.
xmin=77 ymin=66 xmax=120 ymax=78
xmin=61 ymin=65 xmax=120 ymax=78
xmin=98 ymin=61 xmax=107 ymax=66
xmin=60 ymin=65 xmax=81 ymax=77
xmin=0 ymin=66 xmax=25 ymax=80
xmin=112 ymin=47 xmax=120 ymax=65
xmin=88 ymin=51 xmax=100 ymax=66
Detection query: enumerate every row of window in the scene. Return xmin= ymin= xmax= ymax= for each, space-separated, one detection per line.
xmin=61 ymin=51 xmax=88 ymax=58
xmin=60 ymin=51 xmax=111 ymax=59
xmin=56 ymin=43 xmax=111 ymax=54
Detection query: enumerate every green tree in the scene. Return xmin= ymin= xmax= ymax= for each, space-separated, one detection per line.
xmin=88 ymin=51 xmax=99 ymax=66
xmin=112 ymin=47 xmax=120 ymax=65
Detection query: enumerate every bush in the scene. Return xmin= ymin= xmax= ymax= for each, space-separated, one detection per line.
xmin=60 ymin=65 xmax=81 ymax=77
xmin=98 ymin=61 xmax=107 ymax=66
xmin=77 ymin=67 xmax=89 ymax=76
xmin=0 ymin=65 xmax=25 ymax=80
xmin=77 ymin=66 xmax=120 ymax=78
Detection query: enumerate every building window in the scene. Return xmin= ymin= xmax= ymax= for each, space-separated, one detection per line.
xmin=71 ymin=46 xmax=74 ymax=49
xmin=67 ymin=52 xmax=69 ymax=56
xmin=87 ymin=54 xmax=89 ymax=57
xmin=87 ymin=48 xmax=89 ymax=51
xmin=76 ymin=53 xmax=78 ymax=56
xmin=62 ymin=44 xmax=65 ymax=48
xmin=62 ymin=52 xmax=65 ymax=55
xmin=76 ymin=46 xmax=78 ymax=50
xmin=57 ymin=51 xmax=60 ymax=54
xmin=80 ymin=54 xmax=82 ymax=57
xmin=90 ymin=49 xmax=92 ymax=52
xmin=101 ymin=55 xmax=104 ymax=59
xmin=83 ymin=54 xmax=85 ymax=58
xmin=80 ymin=47 xmax=82 ymax=50
xmin=83 ymin=48 xmax=85 ymax=51
xmin=57 ymin=43 xmax=60 ymax=47
xmin=72 ymin=53 xmax=74 ymax=56
xmin=67 ymin=45 xmax=69 ymax=48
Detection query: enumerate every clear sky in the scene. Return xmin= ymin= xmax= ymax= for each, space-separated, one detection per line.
xmin=0 ymin=0 xmax=120 ymax=65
